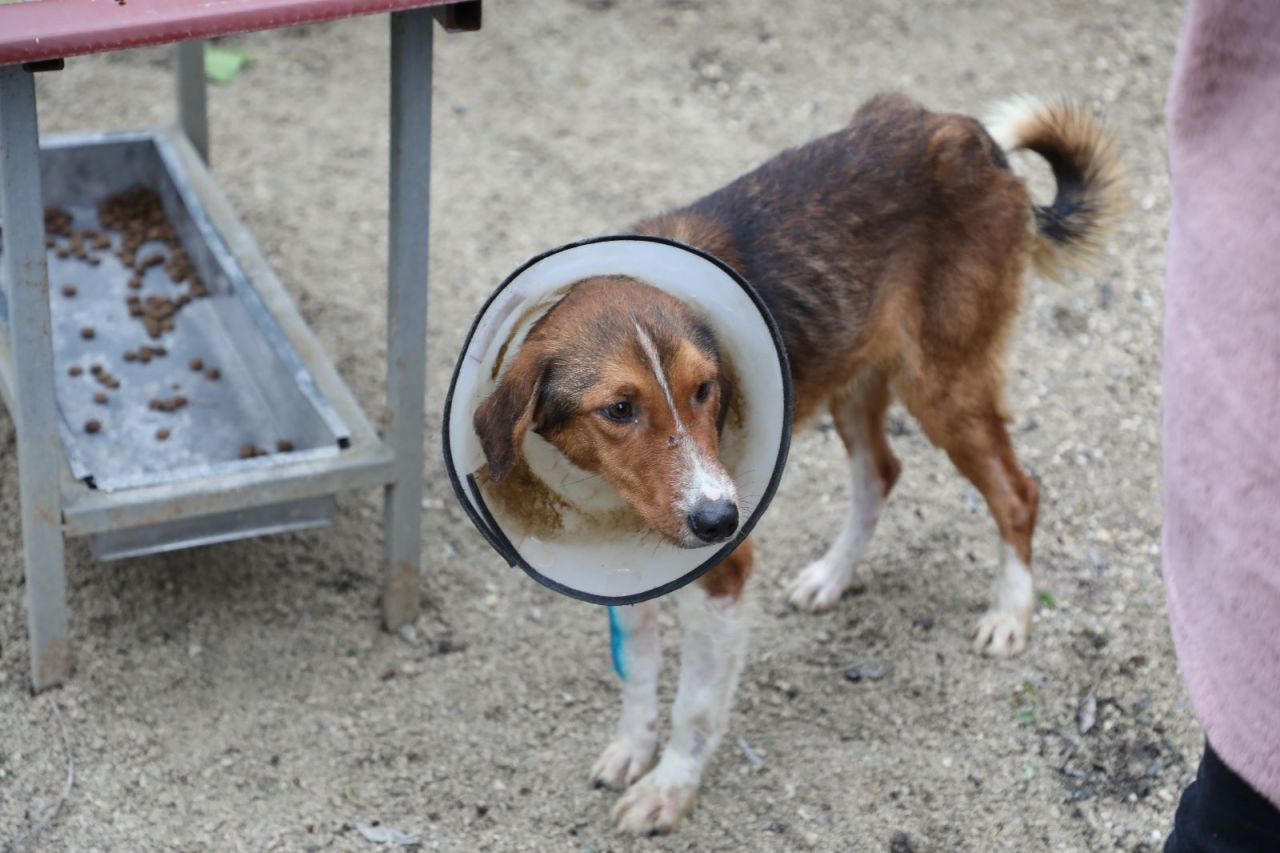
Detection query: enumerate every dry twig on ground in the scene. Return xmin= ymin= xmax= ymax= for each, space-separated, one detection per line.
xmin=2 ymin=696 xmax=75 ymax=853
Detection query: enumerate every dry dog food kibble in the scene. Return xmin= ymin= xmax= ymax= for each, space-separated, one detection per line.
xmin=148 ymin=396 xmax=188 ymax=413
xmin=44 ymin=208 xmax=72 ymax=237
xmin=60 ymin=187 xmax=240 ymax=456
xmin=88 ymin=365 xmax=120 ymax=389
xmin=276 ymin=439 xmax=294 ymax=453
xmin=98 ymin=187 xmax=209 ymax=335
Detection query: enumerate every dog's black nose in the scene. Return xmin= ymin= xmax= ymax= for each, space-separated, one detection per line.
xmin=688 ymin=500 xmax=739 ymax=544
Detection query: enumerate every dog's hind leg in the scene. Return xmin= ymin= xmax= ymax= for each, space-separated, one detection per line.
xmin=612 ymin=542 xmax=752 ymax=835
xmin=945 ymin=415 xmax=1038 ymax=657
xmin=787 ymin=377 xmax=900 ymax=611
xmin=591 ymin=601 xmax=661 ymax=791
xmin=904 ymin=376 xmax=1039 ymax=657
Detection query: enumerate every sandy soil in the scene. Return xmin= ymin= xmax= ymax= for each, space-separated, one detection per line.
xmin=2 ymin=1 xmax=1190 ymax=850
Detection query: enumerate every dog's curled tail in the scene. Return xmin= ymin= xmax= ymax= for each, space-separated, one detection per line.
xmin=986 ymin=97 xmax=1125 ymax=281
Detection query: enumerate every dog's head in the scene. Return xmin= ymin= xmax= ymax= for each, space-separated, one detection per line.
xmin=474 ymin=276 xmax=739 ymax=548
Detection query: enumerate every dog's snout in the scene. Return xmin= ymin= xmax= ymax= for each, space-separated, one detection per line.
xmin=688 ymin=499 xmax=739 ymax=544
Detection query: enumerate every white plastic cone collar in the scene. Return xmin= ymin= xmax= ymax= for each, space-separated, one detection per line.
xmin=443 ymin=236 xmax=792 ymax=605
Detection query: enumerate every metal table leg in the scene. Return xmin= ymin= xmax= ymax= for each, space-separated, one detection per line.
xmin=0 ymin=66 xmax=70 ymax=690
xmin=176 ymin=41 xmax=209 ymax=163
xmin=381 ymin=10 xmax=433 ymax=630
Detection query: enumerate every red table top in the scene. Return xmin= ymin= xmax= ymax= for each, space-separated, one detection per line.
xmin=0 ymin=0 xmax=455 ymax=66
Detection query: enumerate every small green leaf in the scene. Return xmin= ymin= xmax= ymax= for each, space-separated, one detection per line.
xmin=1036 ymin=590 xmax=1058 ymax=610
xmin=205 ymin=47 xmax=251 ymax=84
xmin=1015 ymin=707 xmax=1036 ymax=727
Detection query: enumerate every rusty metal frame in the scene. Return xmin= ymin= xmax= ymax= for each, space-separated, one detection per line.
xmin=175 ymin=40 xmax=209 ymax=162
xmin=0 ymin=65 xmax=70 ymax=690
xmin=0 ymin=2 xmax=478 ymax=689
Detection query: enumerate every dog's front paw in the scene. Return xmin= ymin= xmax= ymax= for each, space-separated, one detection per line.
xmin=611 ymin=769 xmax=698 ymax=836
xmin=590 ymin=736 xmax=656 ymax=792
xmin=786 ymin=558 xmax=856 ymax=612
xmin=972 ymin=608 xmax=1030 ymax=657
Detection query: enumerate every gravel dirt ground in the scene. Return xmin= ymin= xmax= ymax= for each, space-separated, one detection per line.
xmin=1 ymin=1 xmax=1190 ymax=850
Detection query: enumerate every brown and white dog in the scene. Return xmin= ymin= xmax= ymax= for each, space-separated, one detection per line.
xmin=473 ymin=93 xmax=1121 ymax=834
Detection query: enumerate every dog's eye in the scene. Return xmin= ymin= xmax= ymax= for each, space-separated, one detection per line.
xmin=694 ymin=381 xmax=715 ymax=404
xmin=603 ymin=400 xmax=634 ymax=423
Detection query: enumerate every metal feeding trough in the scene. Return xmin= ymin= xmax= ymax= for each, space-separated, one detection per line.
xmin=1 ymin=130 xmax=348 ymax=559
xmin=0 ymin=5 xmax=467 ymax=690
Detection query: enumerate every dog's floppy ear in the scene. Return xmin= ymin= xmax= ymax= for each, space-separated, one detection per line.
xmin=474 ymin=351 xmax=545 ymax=482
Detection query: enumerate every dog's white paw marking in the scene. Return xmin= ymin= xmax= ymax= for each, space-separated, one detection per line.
xmin=786 ymin=558 xmax=857 ymax=612
xmin=972 ymin=609 xmax=1029 ymax=657
xmin=590 ymin=736 xmax=656 ymax=792
xmin=611 ymin=772 xmax=698 ymax=836
xmin=974 ymin=544 xmax=1033 ymax=657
